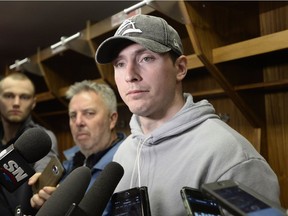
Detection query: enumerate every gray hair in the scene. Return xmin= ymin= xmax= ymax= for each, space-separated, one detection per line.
xmin=65 ymin=80 xmax=117 ymax=114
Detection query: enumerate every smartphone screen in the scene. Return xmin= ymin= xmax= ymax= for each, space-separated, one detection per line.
xmin=214 ymin=186 xmax=285 ymax=216
xmin=201 ymin=180 xmax=286 ymax=216
xmin=181 ymin=187 xmax=223 ymax=216
xmin=111 ymin=187 xmax=151 ymax=216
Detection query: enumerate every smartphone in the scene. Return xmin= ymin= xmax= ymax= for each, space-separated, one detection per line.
xmin=201 ymin=180 xmax=286 ymax=216
xmin=32 ymin=156 xmax=65 ymax=193
xmin=111 ymin=186 xmax=151 ymax=216
xmin=180 ymin=186 xmax=223 ymax=216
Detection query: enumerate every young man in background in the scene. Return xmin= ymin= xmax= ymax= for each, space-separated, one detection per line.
xmin=0 ymin=72 xmax=58 ymax=216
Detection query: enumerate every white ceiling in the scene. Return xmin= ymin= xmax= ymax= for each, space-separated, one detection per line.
xmin=0 ymin=1 xmax=139 ymax=73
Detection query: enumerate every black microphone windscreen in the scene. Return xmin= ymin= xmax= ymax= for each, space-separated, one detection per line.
xmin=78 ymin=161 xmax=124 ymax=216
xmin=14 ymin=127 xmax=52 ymax=163
xmin=36 ymin=166 xmax=91 ymax=216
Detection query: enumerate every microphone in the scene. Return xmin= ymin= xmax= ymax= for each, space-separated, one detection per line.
xmin=66 ymin=161 xmax=124 ymax=216
xmin=0 ymin=127 xmax=52 ymax=192
xmin=36 ymin=166 xmax=91 ymax=216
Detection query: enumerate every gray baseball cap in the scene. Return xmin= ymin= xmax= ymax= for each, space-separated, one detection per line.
xmin=95 ymin=14 xmax=183 ymax=64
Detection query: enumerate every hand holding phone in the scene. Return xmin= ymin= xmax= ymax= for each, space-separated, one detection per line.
xmin=32 ymin=156 xmax=65 ymax=193
xmin=201 ymin=180 xmax=286 ymax=216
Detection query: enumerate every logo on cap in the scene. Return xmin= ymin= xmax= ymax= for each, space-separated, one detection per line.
xmin=173 ymin=39 xmax=181 ymax=51
xmin=115 ymin=19 xmax=142 ymax=36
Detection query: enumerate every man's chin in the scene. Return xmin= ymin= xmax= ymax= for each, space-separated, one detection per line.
xmin=7 ymin=117 xmax=24 ymax=123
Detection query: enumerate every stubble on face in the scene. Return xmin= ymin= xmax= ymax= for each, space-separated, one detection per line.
xmin=0 ymin=78 xmax=35 ymax=124
xmin=69 ymin=91 xmax=114 ymax=155
xmin=114 ymin=44 xmax=178 ymax=120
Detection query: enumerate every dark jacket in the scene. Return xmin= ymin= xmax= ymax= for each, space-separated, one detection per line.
xmin=62 ymin=132 xmax=126 ymax=216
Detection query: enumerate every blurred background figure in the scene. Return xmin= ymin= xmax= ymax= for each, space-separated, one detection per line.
xmin=0 ymin=72 xmax=59 ymax=216
xmin=29 ymin=80 xmax=125 ymax=216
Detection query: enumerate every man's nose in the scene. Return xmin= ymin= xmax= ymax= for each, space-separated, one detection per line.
xmin=125 ymin=63 xmax=141 ymax=82
xmin=13 ymin=96 xmax=20 ymax=106
xmin=75 ymin=114 xmax=85 ymax=126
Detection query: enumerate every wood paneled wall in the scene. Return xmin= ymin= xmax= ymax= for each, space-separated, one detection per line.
xmin=4 ymin=1 xmax=287 ymax=209
xmin=259 ymin=2 xmax=288 ymax=207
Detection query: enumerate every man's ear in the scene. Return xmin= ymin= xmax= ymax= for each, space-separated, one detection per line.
xmin=175 ymin=55 xmax=188 ymax=81
xmin=110 ymin=112 xmax=118 ymax=130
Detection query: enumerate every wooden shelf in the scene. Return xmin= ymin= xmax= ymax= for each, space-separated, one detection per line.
xmin=213 ymin=29 xmax=288 ymax=63
xmin=9 ymin=1 xmax=284 ymax=123
xmin=235 ymin=79 xmax=288 ymax=92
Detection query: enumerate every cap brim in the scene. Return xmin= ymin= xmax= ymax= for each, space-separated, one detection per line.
xmin=95 ymin=36 xmax=171 ymax=64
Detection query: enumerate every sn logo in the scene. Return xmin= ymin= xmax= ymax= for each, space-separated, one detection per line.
xmin=3 ymin=160 xmax=28 ymax=182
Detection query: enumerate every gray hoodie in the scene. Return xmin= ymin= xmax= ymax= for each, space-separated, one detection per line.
xmin=113 ymin=93 xmax=280 ymax=216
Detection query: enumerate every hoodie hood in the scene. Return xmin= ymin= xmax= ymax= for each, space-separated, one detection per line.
xmin=129 ymin=93 xmax=219 ymax=145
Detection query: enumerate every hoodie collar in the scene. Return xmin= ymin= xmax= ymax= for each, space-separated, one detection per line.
xmin=129 ymin=93 xmax=219 ymax=145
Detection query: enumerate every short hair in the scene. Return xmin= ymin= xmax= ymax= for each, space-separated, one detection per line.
xmin=65 ymin=80 xmax=117 ymax=114
xmin=0 ymin=72 xmax=35 ymax=95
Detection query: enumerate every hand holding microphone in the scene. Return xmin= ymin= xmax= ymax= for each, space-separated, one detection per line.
xmin=20 ymin=156 xmax=65 ymax=215
xmin=35 ymin=166 xmax=91 ymax=216
xmin=35 ymin=161 xmax=124 ymax=216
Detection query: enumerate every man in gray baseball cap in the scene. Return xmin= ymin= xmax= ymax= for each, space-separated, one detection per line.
xmin=95 ymin=14 xmax=280 ymax=216
xmin=95 ymin=14 xmax=183 ymax=64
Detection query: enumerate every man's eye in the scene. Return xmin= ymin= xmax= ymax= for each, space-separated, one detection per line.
xmin=142 ymin=56 xmax=154 ymax=62
xmin=114 ymin=61 xmax=125 ymax=68
xmin=69 ymin=112 xmax=76 ymax=119
xmin=69 ymin=114 xmax=76 ymax=120
xmin=20 ymin=95 xmax=31 ymax=100
xmin=84 ymin=112 xmax=95 ymax=117
xmin=3 ymin=94 xmax=14 ymax=99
